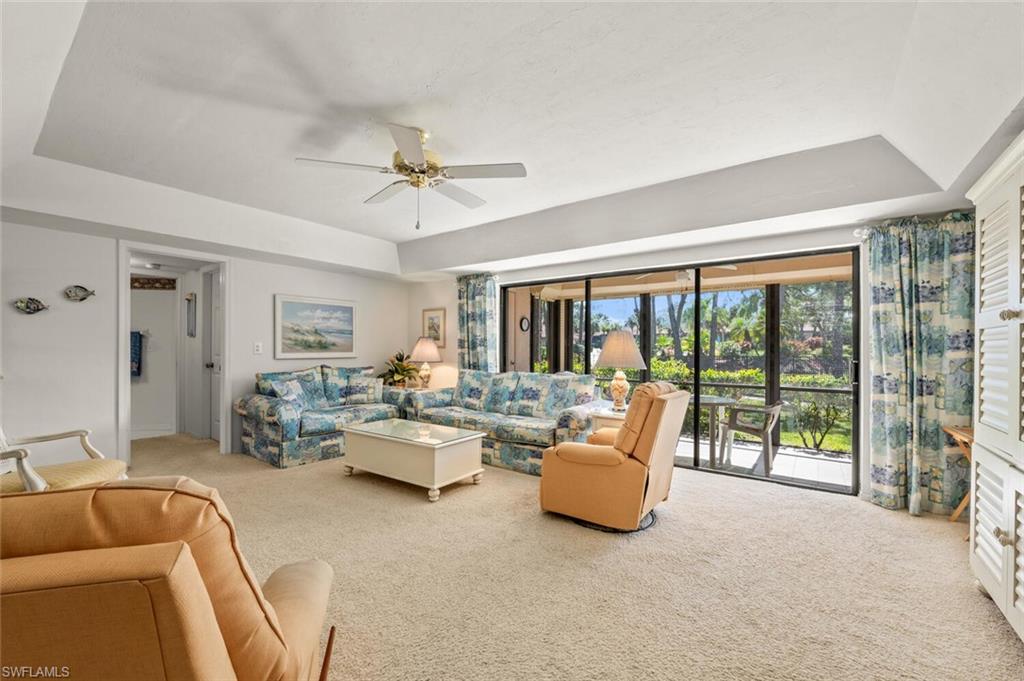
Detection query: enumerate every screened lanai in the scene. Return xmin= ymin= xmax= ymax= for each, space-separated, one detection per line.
xmin=502 ymin=249 xmax=858 ymax=493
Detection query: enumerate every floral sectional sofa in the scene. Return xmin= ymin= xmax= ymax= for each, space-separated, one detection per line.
xmin=234 ymin=365 xmax=405 ymax=468
xmin=408 ymin=370 xmax=609 ymax=476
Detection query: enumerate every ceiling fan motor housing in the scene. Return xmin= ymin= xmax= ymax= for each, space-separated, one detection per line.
xmin=392 ymin=149 xmax=443 ymax=188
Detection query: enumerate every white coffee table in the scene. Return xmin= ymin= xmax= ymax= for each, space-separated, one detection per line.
xmin=342 ymin=418 xmax=484 ymax=502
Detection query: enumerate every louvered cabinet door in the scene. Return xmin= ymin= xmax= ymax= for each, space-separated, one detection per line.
xmin=970 ymin=444 xmax=1012 ymax=607
xmin=1010 ymin=467 xmax=1024 ymax=640
xmin=973 ymin=176 xmax=1023 ymax=458
xmin=1017 ymin=180 xmax=1024 ymax=461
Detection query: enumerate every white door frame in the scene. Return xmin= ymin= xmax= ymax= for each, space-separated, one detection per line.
xmin=118 ymin=241 xmax=232 ymax=463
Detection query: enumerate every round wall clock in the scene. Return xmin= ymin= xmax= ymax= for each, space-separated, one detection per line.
xmin=519 ymin=316 xmax=530 ymax=332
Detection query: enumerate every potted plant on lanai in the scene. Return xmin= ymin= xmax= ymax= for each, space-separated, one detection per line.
xmin=378 ymin=350 xmax=419 ymax=387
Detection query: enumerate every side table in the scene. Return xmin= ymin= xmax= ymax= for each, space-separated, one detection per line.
xmin=591 ymin=409 xmax=627 ymax=433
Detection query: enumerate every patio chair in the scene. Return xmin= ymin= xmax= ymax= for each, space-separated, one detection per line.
xmin=0 ymin=427 xmax=126 ymax=494
xmin=718 ymin=401 xmax=784 ymax=477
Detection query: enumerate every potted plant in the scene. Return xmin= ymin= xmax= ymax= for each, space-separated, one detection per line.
xmin=378 ymin=350 xmax=419 ymax=387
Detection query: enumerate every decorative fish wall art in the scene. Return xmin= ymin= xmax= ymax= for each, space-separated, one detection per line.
xmin=14 ymin=298 xmax=48 ymax=314
xmin=64 ymin=285 xmax=96 ymax=302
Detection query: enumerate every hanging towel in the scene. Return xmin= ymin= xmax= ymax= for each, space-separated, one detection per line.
xmin=130 ymin=331 xmax=143 ymax=377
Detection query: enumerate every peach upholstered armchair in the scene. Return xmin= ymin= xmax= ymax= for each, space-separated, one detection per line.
xmin=0 ymin=476 xmax=334 ymax=681
xmin=540 ymin=382 xmax=690 ymax=530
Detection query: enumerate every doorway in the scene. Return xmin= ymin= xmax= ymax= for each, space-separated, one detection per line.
xmin=119 ymin=244 xmax=231 ymax=463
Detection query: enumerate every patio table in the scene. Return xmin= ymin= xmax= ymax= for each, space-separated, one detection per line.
xmin=698 ymin=394 xmax=737 ymax=468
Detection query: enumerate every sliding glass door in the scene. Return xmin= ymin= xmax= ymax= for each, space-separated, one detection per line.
xmin=501 ymin=248 xmax=859 ymax=494
xmin=775 ymin=276 xmax=855 ymax=489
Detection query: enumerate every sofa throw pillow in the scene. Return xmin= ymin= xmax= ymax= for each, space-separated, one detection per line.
xmin=346 ymin=375 xmax=384 ymax=405
xmin=546 ymin=373 xmax=597 ymax=414
xmin=509 ymin=373 xmax=557 ymax=417
xmin=268 ymin=379 xmax=307 ymax=409
xmin=322 ymin=366 xmax=375 ymax=405
xmin=257 ymin=367 xmax=327 ymax=409
xmin=453 ymin=370 xmax=494 ymax=411
xmin=484 ymin=372 xmax=522 ymax=415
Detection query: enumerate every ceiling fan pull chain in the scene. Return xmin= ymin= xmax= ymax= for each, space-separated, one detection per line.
xmin=415 ymin=186 xmax=421 ymax=230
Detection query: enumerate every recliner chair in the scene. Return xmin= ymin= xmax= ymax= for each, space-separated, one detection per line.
xmin=540 ymin=382 xmax=690 ymax=530
xmin=0 ymin=476 xmax=334 ymax=681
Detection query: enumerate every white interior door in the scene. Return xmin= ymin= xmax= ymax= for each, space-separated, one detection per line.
xmin=210 ymin=269 xmax=223 ymax=442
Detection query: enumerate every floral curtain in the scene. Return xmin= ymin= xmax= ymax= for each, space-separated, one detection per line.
xmin=868 ymin=211 xmax=975 ymax=515
xmin=457 ymin=273 xmax=498 ymax=372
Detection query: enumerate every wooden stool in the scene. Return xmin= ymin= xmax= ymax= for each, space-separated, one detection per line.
xmin=942 ymin=425 xmax=974 ymax=537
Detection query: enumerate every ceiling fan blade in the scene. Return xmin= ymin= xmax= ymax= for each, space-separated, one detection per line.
xmin=386 ymin=124 xmax=426 ymax=167
xmin=295 ymin=157 xmax=394 ymax=174
xmin=433 ymin=181 xmax=486 ymax=209
xmin=364 ymin=180 xmax=409 ymax=204
xmin=442 ymin=163 xmax=527 ymax=179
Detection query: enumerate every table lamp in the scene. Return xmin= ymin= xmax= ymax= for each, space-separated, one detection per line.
xmin=410 ymin=336 xmax=442 ymax=388
xmin=594 ymin=330 xmax=646 ymax=411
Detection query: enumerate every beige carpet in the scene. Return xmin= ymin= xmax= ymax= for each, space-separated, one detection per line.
xmin=131 ymin=435 xmax=1024 ymax=681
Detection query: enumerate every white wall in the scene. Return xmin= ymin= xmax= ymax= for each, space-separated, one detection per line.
xmin=406 ymin=280 xmax=460 ymax=389
xmin=1 ymin=222 xmax=118 ymax=465
xmin=130 ymin=287 xmax=178 ymax=439
xmin=1 ymin=221 xmax=412 ymax=464
xmin=229 ymin=258 xmax=411 ymax=450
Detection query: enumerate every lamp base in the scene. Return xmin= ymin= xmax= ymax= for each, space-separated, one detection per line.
xmin=608 ymin=370 xmax=630 ymax=411
xmin=418 ymin=362 xmax=431 ymax=389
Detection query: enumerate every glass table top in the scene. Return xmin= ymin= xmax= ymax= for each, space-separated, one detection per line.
xmin=696 ymin=395 xmax=738 ymax=406
xmin=344 ymin=418 xmax=483 ymax=446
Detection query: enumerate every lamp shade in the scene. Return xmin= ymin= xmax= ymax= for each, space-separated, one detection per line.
xmin=594 ymin=329 xmax=647 ymax=370
xmin=410 ymin=336 xmax=442 ymax=363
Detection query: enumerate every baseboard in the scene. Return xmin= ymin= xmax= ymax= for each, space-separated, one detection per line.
xmin=131 ymin=427 xmax=175 ymax=440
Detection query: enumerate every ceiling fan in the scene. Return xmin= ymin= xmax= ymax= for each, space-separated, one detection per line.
xmin=296 ymin=124 xmax=527 ymax=229
xmin=634 ymin=265 xmax=739 ymax=282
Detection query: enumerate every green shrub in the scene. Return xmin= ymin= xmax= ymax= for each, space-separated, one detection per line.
xmin=520 ymin=360 xmax=853 ymax=455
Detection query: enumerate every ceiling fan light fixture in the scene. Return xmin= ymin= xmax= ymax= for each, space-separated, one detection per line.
xmin=299 ymin=123 xmax=526 ymax=229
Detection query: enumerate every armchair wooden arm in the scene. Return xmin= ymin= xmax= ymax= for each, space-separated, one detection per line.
xmin=0 ymin=448 xmax=48 ymax=492
xmin=9 ymin=429 xmax=104 ymax=459
xmin=0 ymin=427 xmax=121 ymax=494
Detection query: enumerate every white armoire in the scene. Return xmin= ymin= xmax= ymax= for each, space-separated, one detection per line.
xmin=965 ymin=129 xmax=1024 ymax=641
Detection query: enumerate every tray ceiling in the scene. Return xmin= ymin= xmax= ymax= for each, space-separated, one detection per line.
xmin=36 ymin=2 xmax=926 ymax=243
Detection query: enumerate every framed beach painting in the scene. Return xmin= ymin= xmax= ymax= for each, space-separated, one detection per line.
xmin=275 ymin=295 xmax=357 ymax=359
xmin=422 ymin=307 xmax=446 ymax=348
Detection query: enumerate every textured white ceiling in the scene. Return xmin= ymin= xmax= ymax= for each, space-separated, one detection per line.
xmin=36 ymin=2 xmax=926 ymax=243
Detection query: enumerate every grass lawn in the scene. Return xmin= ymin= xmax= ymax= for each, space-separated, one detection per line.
xmin=731 ymin=423 xmax=853 ymax=456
